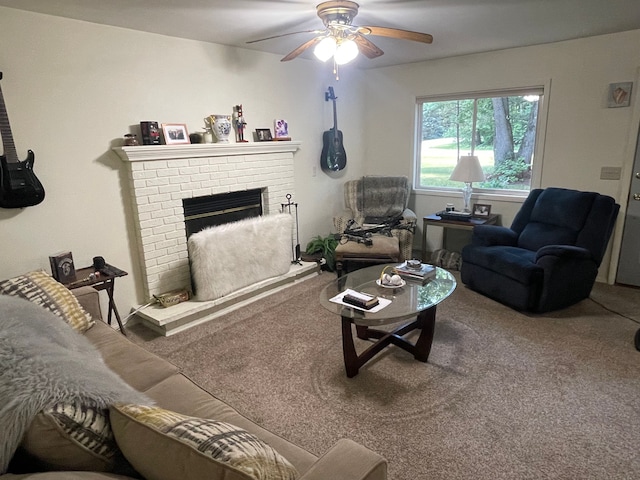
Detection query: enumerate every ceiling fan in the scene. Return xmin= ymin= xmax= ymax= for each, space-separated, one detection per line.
xmin=247 ymin=1 xmax=433 ymax=65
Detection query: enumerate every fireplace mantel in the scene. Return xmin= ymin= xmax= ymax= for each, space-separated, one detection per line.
xmin=114 ymin=141 xmax=301 ymax=162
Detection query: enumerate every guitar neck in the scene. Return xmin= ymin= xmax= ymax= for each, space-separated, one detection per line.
xmin=332 ymin=98 xmax=338 ymax=132
xmin=0 ymin=83 xmax=19 ymax=163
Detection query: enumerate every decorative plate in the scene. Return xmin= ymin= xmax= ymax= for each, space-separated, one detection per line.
xmin=376 ymin=279 xmax=406 ymax=289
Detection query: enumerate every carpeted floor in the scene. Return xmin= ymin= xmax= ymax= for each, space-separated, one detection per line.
xmin=128 ymin=272 xmax=640 ymax=480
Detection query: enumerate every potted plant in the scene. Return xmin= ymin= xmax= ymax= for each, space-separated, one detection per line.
xmin=303 ymin=234 xmax=338 ymax=271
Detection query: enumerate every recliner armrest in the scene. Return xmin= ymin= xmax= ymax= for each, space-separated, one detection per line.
xmin=471 ymin=225 xmax=518 ymax=247
xmin=298 ymin=439 xmax=387 ymax=480
xmin=535 ymin=245 xmax=593 ymax=262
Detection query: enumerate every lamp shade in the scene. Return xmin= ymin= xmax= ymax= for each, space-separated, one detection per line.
xmin=449 ymin=155 xmax=485 ymax=183
xmin=313 ymin=37 xmax=337 ymax=62
xmin=334 ymin=39 xmax=359 ymax=65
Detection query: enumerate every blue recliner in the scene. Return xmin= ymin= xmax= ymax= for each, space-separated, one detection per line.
xmin=461 ymin=187 xmax=620 ymax=312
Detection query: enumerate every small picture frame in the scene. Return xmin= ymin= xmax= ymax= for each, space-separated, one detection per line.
xmin=607 ymin=82 xmax=633 ymax=108
xmin=472 ymin=203 xmax=492 ymax=217
xmin=255 ymin=128 xmax=273 ymax=141
xmin=161 ymin=123 xmax=190 ymax=145
xmin=274 ymin=119 xmax=289 ymax=139
xmin=49 ymin=251 xmax=76 ymax=284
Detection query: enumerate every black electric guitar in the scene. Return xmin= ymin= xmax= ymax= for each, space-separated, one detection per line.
xmin=0 ymin=72 xmax=45 ymax=208
xmin=321 ymin=86 xmax=347 ymax=172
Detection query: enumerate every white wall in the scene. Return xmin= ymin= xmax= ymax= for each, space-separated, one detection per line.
xmin=0 ymin=7 xmax=366 ymax=312
xmin=363 ymin=30 xmax=640 ymax=281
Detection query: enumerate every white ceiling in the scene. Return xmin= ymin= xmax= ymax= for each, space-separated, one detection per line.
xmin=1 ymin=0 xmax=639 ymax=68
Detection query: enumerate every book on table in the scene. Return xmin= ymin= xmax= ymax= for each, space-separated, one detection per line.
xmin=393 ymin=262 xmax=436 ymax=284
xmin=342 ymin=290 xmax=380 ymax=310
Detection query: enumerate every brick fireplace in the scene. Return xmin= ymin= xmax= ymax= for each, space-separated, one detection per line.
xmin=114 ymin=142 xmax=317 ymax=335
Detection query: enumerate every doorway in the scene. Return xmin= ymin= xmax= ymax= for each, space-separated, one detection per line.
xmin=616 ymin=125 xmax=640 ymax=287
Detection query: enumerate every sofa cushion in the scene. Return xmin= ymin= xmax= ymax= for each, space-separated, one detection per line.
xmin=143 ymin=374 xmax=317 ymax=474
xmin=110 ymin=404 xmax=298 ymax=480
xmin=21 ymin=402 xmax=124 ymax=472
xmin=0 ymin=270 xmax=93 ymax=332
xmin=85 ymin=321 xmax=179 ymax=393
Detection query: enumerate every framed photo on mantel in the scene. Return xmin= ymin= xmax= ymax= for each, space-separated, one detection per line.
xmin=161 ymin=123 xmax=190 ymax=145
xmin=274 ymin=119 xmax=291 ymax=140
xmin=255 ymin=128 xmax=273 ymax=141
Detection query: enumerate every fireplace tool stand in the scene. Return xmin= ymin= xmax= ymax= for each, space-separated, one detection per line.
xmin=282 ymin=193 xmax=301 ymax=265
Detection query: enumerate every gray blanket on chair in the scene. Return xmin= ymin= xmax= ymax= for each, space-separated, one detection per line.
xmin=361 ymin=176 xmax=409 ymax=223
xmin=0 ymin=295 xmax=150 ymax=473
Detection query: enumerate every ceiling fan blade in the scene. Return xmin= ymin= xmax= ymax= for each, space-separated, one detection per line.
xmin=353 ymin=35 xmax=384 ymax=59
xmin=281 ymin=36 xmax=323 ymax=62
xmin=247 ymin=29 xmax=323 ymax=44
xmin=359 ymin=26 xmax=433 ymax=44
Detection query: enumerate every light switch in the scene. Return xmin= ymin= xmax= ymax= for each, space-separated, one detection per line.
xmin=600 ymin=166 xmax=622 ymax=180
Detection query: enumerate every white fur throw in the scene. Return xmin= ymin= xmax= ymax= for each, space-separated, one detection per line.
xmin=0 ymin=295 xmax=151 ymax=473
xmin=188 ymin=214 xmax=293 ymax=301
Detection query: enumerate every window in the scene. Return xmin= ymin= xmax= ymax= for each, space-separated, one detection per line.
xmin=415 ymin=87 xmax=544 ymax=194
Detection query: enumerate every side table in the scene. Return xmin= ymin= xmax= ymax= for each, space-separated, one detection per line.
xmin=421 ymin=213 xmax=500 ymax=261
xmin=65 ymin=264 xmax=128 ymax=335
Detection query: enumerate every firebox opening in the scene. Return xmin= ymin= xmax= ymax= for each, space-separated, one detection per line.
xmin=183 ymin=189 xmax=263 ymax=239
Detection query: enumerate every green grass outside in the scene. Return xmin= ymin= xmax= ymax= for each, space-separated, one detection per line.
xmin=419 ymin=143 xmax=495 ymax=188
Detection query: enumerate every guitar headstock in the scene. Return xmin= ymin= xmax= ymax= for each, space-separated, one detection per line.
xmin=325 ymin=86 xmax=337 ymax=102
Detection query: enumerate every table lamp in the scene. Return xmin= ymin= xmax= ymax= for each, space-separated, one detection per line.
xmin=449 ymin=155 xmax=485 ymax=212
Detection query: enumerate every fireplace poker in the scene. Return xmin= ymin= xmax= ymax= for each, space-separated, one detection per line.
xmin=282 ymin=193 xmax=301 ymax=264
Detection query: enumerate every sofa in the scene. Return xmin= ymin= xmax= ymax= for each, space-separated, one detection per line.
xmin=1 ymin=271 xmax=387 ymax=480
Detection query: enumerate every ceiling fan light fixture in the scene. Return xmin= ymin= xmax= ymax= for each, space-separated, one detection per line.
xmin=334 ymin=38 xmax=359 ymax=65
xmin=313 ymin=36 xmax=337 ymax=62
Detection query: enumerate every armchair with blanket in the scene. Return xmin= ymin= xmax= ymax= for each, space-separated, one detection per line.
xmin=460 ymin=187 xmax=619 ymax=313
xmin=333 ymin=176 xmax=417 ymax=262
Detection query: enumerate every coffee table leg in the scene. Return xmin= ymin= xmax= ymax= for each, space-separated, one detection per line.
xmin=341 ymin=316 xmax=360 ymax=378
xmin=414 ymin=306 xmax=436 ymax=362
xmin=355 ymin=324 xmax=369 ymax=340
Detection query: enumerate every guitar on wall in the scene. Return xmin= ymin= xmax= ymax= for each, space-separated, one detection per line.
xmin=321 ymin=86 xmax=347 ymax=172
xmin=0 ymin=71 xmax=45 ymax=208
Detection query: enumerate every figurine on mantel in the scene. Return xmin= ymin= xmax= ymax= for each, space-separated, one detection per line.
xmin=234 ymin=104 xmax=248 ymax=142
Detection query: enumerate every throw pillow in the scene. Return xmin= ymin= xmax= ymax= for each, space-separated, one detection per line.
xmin=110 ymin=404 xmax=298 ymax=480
xmin=0 ymin=270 xmax=94 ymax=332
xmin=21 ymin=401 xmax=127 ymax=472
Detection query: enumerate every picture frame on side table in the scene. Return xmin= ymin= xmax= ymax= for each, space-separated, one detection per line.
xmin=255 ymin=128 xmax=273 ymax=141
xmin=49 ymin=251 xmax=76 ymax=284
xmin=161 ymin=123 xmax=191 ymax=145
xmin=472 ymin=203 xmax=492 ymax=217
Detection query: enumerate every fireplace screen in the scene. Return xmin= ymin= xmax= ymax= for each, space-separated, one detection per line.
xmin=183 ymin=189 xmax=263 ymax=238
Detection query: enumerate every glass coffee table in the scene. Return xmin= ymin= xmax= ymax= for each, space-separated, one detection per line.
xmin=320 ymin=263 xmax=456 ymax=377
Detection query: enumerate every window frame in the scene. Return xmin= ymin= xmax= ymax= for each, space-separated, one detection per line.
xmin=413 ymin=84 xmax=550 ymax=199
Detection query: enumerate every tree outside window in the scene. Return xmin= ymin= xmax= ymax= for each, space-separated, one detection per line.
xmin=416 ymin=89 xmax=543 ymax=192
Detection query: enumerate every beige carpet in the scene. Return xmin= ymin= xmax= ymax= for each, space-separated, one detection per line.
xmin=128 ymin=272 xmax=640 ymax=480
